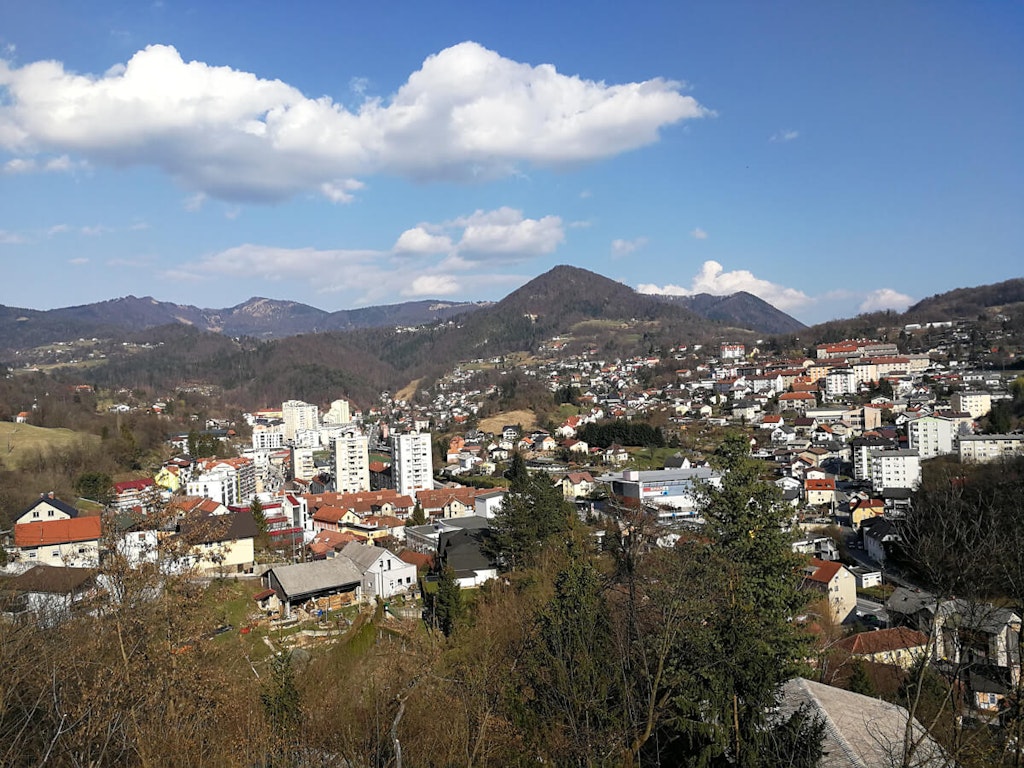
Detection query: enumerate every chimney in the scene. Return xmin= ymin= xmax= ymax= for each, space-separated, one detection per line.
xmin=49 ymin=491 xmax=55 ymax=499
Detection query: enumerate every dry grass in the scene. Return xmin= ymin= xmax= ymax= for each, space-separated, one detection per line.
xmin=0 ymin=421 xmax=100 ymax=470
xmin=477 ymin=409 xmax=539 ymax=435
xmin=396 ymin=378 xmax=422 ymax=402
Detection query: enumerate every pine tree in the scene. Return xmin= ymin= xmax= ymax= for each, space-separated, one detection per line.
xmin=432 ymin=566 xmax=463 ymax=637
xmin=409 ymin=501 xmax=426 ymax=527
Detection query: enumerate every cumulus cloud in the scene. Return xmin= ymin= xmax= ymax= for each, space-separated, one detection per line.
xmin=2 ymin=153 xmax=77 ymax=174
xmin=394 ymin=227 xmax=453 ymax=255
xmin=0 ymin=42 xmax=710 ymax=202
xmin=690 ymin=227 xmax=708 ymax=240
xmin=637 ymin=259 xmax=812 ymax=311
xmin=770 ymin=129 xmax=800 ymax=143
xmin=69 ymin=257 xmax=89 ymax=265
xmin=403 ymin=274 xmax=460 ymax=297
xmin=859 ymin=288 xmax=914 ymax=313
xmin=174 ymin=205 xmax=565 ymax=305
xmin=611 ymin=236 xmax=648 ymax=256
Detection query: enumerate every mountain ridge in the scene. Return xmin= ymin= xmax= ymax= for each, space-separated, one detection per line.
xmin=0 ymin=266 xmax=805 ymax=352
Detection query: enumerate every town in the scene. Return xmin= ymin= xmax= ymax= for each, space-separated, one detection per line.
xmin=2 ymin=293 xmax=1024 ymax=766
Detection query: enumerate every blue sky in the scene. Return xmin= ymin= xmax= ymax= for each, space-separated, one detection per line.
xmin=1 ymin=2 xmax=1020 ymax=324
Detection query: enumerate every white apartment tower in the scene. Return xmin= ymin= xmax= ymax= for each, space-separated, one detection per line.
xmin=869 ymin=449 xmax=921 ymax=493
xmin=323 ymin=398 xmax=352 ymax=425
xmin=282 ymin=400 xmax=319 ymax=442
xmin=393 ymin=432 xmax=434 ymax=497
xmin=334 ymin=431 xmax=370 ymax=494
xmin=906 ymin=415 xmax=956 ymax=460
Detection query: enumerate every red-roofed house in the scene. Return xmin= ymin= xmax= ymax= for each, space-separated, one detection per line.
xmin=834 ymin=627 xmax=929 ymax=669
xmin=804 ymin=477 xmax=836 ymax=507
xmin=13 ymin=515 xmax=103 ymax=567
xmin=801 ymin=558 xmax=856 ymax=623
xmin=112 ymin=478 xmax=159 ymax=512
xmin=416 ymin=487 xmax=479 ymax=519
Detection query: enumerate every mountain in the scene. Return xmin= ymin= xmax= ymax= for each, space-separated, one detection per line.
xmin=904 ymin=278 xmax=1024 ymax=321
xmin=0 ymin=267 xmax=802 ymax=354
xmin=652 ymin=291 xmax=805 ymax=334
xmin=0 ymin=295 xmax=487 ymax=353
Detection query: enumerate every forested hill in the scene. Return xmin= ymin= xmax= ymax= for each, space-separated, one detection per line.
xmin=904 ymin=277 xmax=1024 ymax=321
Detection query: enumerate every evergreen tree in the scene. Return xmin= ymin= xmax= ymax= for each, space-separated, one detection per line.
xmin=848 ymin=660 xmax=876 ymax=697
xmin=489 ymin=466 xmax=572 ymax=570
xmin=432 ymin=566 xmax=463 ymax=637
xmin=409 ymin=501 xmax=426 ymax=527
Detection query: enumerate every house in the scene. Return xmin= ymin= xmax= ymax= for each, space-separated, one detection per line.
xmin=12 ymin=515 xmax=103 ymax=567
xmin=887 ymin=587 xmax=1022 ymax=683
xmin=0 ymin=564 xmax=100 ymax=626
xmin=848 ymin=497 xmax=885 ymax=529
xmin=416 ymin=487 xmax=479 ymax=519
xmin=801 ymin=558 xmax=856 ymax=623
xmin=803 ymin=477 xmax=836 ymax=507
xmin=437 ymin=527 xmax=499 ymax=588
xmin=562 ymin=439 xmax=590 ymax=456
xmin=779 ymin=678 xmax=948 ymax=767
xmin=862 ymin=518 xmax=901 ymax=566
xmin=340 ymin=541 xmax=417 ymax=600
xmin=173 ymin=510 xmax=258 ymax=574
xmin=263 ymin=558 xmax=363 ymax=618
xmin=556 ymin=472 xmax=596 ymax=499
xmin=834 ymin=627 xmax=929 ymax=669
xmin=474 ymin=489 xmax=506 ymax=519
xmin=14 ymin=494 xmax=79 ymax=525
xmin=604 ymin=443 xmax=629 ymax=465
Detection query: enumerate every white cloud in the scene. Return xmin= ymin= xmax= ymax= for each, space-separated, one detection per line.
xmin=611 ymin=236 xmax=648 ymax=256
xmin=453 ymin=207 xmax=564 ymax=261
xmin=770 ymin=129 xmax=800 ymax=143
xmin=47 ymin=223 xmax=70 ymax=236
xmin=81 ymin=224 xmax=110 ymax=236
xmin=637 ymin=259 xmax=812 ymax=311
xmin=859 ymin=288 xmax=914 ymax=313
xmin=0 ymin=229 xmax=25 ymax=244
xmin=402 ymin=274 xmax=460 ymax=297
xmin=3 ymin=154 xmax=77 ymax=174
xmin=394 ymin=226 xmax=453 ymax=255
xmin=320 ymin=178 xmax=364 ymax=204
xmin=0 ymin=42 xmax=710 ymax=201
xmin=690 ymin=227 xmax=708 ymax=240
xmin=183 ymin=192 xmax=206 ymax=212
xmin=69 ymin=257 xmax=89 ymax=265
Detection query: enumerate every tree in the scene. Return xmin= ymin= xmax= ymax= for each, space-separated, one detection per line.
xmin=847 ymin=660 xmax=876 ymax=697
xmin=250 ymin=497 xmax=271 ymax=552
xmin=489 ymin=466 xmax=572 ymax=570
xmin=431 ymin=566 xmax=463 ymax=637
xmin=409 ymin=501 xmax=426 ymax=527
xmin=74 ymin=471 xmax=113 ymax=505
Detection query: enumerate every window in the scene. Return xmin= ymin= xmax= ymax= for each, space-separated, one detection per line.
xmin=32 ymin=511 xmax=39 ymax=518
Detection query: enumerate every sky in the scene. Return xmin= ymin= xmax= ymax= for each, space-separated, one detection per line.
xmin=0 ymin=2 xmax=1021 ymax=325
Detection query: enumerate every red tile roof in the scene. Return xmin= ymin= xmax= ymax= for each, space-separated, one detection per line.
xmin=15 ymin=515 xmax=102 ymax=547
xmin=803 ymin=558 xmax=843 ymax=585
xmin=835 ymin=627 xmax=928 ymax=656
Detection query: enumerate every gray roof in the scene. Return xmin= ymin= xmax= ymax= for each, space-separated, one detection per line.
xmin=887 ymin=586 xmax=938 ymax=618
xmin=2 ymin=564 xmax=97 ymax=595
xmin=267 ymin=558 xmax=362 ymax=601
xmin=340 ymin=541 xmax=386 ymax=570
xmin=780 ymin=677 xmax=947 ymax=767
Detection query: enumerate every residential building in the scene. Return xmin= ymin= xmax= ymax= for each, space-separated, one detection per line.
xmin=393 ymin=432 xmax=434 ymax=497
xmin=835 ymin=627 xmax=929 ymax=669
xmin=111 ymin=478 xmax=159 ymax=512
xmin=292 ymin=446 xmax=316 ymax=481
xmin=252 ymin=423 xmax=285 ymax=450
xmin=322 ymin=398 xmax=352 ymax=425
xmin=0 ymin=564 xmax=100 ymax=626
xmin=801 ymin=558 xmax=856 ymax=623
xmin=14 ymin=494 xmax=79 ymax=525
xmin=958 ymin=434 xmax=1024 ymax=463
xmin=262 ymin=558 xmax=362 ymax=618
xmin=870 ymin=449 xmax=921 ymax=492
xmin=282 ymin=399 xmax=319 ymax=442
xmin=12 ymin=516 xmax=103 ymax=567
xmin=187 ymin=457 xmax=257 ymax=507
xmin=824 ymin=368 xmax=856 ymax=400
xmin=334 ymin=431 xmax=370 ymax=493
xmin=906 ymin=414 xmax=957 ymax=459
xmin=341 ymin=541 xmax=417 ymax=600
xmin=951 ymin=390 xmax=992 ymax=420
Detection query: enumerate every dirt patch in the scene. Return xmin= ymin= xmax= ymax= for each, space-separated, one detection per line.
xmin=477 ymin=409 xmax=539 ymax=435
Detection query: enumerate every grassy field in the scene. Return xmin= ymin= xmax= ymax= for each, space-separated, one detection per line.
xmin=478 ymin=409 xmax=539 ymax=434
xmin=0 ymin=421 xmax=100 ymax=470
